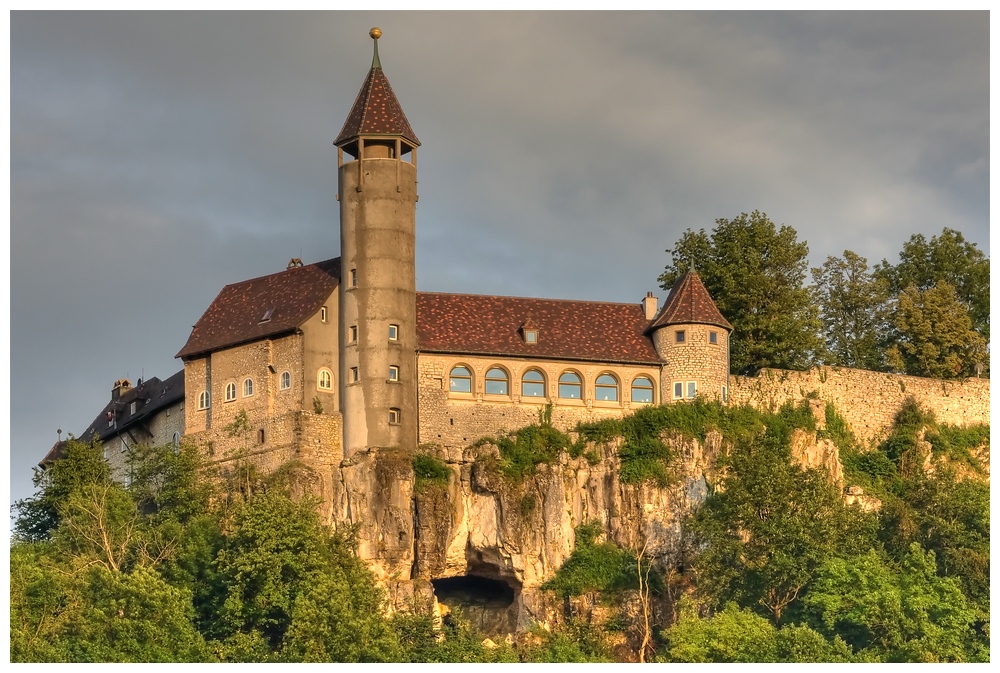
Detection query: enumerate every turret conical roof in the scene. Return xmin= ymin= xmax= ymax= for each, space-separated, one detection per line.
xmin=646 ymin=270 xmax=732 ymax=333
xmin=334 ymin=31 xmax=420 ymax=148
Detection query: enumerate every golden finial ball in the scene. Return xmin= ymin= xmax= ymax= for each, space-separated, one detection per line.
xmin=370 ymin=27 xmax=382 ymax=40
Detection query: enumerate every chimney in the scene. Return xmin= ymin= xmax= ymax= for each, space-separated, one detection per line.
xmin=112 ymin=378 xmax=132 ymax=401
xmin=642 ymin=291 xmax=658 ymax=320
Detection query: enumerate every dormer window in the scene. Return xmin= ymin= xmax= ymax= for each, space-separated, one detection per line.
xmin=259 ymin=307 xmax=275 ymax=323
xmin=524 ymin=329 xmax=538 ymax=344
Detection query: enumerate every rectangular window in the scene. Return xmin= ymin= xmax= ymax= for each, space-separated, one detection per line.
xmin=709 ymin=331 xmax=718 ymax=344
xmin=673 ymin=382 xmax=683 ymax=399
xmin=389 ymin=365 xmax=399 ymax=382
xmin=258 ymin=428 xmax=265 ymax=444
xmin=388 ymin=324 xmax=399 ymax=341
xmin=350 ymin=367 xmax=359 ymax=383
xmin=687 ymin=381 xmax=697 ymax=399
xmin=320 ymin=306 xmax=328 ymax=322
xmin=721 ymin=385 xmax=729 ymax=403
xmin=675 ymin=330 xmax=685 ymax=343
xmin=388 ymin=408 xmax=401 ymax=425
xmin=350 ymin=269 xmax=357 ymax=287
xmin=130 ymin=401 xmax=137 ymax=415
xmin=349 ymin=325 xmax=358 ymax=343
xmin=525 ymin=329 xmax=538 ymax=344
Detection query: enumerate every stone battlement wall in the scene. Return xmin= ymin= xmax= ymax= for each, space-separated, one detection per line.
xmin=730 ymin=366 xmax=990 ymax=446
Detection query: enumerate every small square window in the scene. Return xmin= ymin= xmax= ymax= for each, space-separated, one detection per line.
xmin=388 ymin=324 xmax=399 ymax=341
xmin=687 ymin=381 xmax=697 ymax=399
xmin=350 ymin=269 xmax=357 ymax=287
xmin=675 ymin=330 xmax=685 ymax=343
xmin=350 ymin=367 xmax=359 ymax=383
xmin=673 ymin=382 xmax=683 ymax=399
xmin=388 ymin=408 xmax=401 ymax=425
xmin=709 ymin=331 xmax=718 ymax=344
xmin=525 ymin=329 xmax=538 ymax=344
xmin=389 ymin=365 xmax=399 ymax=382
xmin=349 ymin=325 xmax=358 ymax=343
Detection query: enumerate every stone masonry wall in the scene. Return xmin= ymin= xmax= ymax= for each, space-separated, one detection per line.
xmin=652 ymin=323 xmax=729 ymax=403
xmin=730 ymin=366 xmax=990 ymax=446
xmin=418 ymin=353 xmax=661 ymax=458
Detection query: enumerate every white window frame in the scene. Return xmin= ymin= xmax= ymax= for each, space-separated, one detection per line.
xmin=243 ymin=378 xmax=254 ymax=398
xmin=389 ymin=365 xmax=400 ymax=382
xmin=198 ymin=391 xmax=210 ymax=410
xmin=687 ymin=381 xmax=697 ymax=399
xmin=388 ymin=324 xmax=399 ymax=341
xmin=225 ymin=382 xmax=237 ymax=402
xmin=388 ymin=408 xmax=401 ymax=425
xmin=280 ymin=371 xmax=291 ymax=390
xmin=318 ymin=369 xmax=333 ymax=390
xmin=320 ymin=306 xmax=328 ymax=322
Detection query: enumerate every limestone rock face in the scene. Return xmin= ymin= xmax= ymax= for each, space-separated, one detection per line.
xmin=328 ymin=427 xmax=870 ymax=633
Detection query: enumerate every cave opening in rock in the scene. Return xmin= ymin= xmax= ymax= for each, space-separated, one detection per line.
xmin=431 ymin=575 xmax=516 ymax=609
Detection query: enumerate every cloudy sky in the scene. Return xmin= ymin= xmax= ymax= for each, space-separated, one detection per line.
xmin=9 ymin=11 xmax=989 ymax=509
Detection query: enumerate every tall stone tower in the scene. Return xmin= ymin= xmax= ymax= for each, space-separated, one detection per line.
xmin=647 ymin=270 xmax=733 ymax=403
xmin=334 ymin=28 xmax=420 ymax=457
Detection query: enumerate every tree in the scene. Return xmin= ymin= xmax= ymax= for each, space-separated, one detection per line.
xmin=876 ymin=228 xmax=989 ymax=342
xmin=659 ymin=211 xmax=822 ymax=375
xmin=13 ymin=438 xmax=113 ymax=541
xmin=687 ymin=428 xmax=875 ymax=623
xmin=885 ymin=282 xmax=987 ymax=379
xmin=663 ymin=601 xmax=852 ymax=662
xmin=803 ymin=545 xmax=982 ymax=662
xmin=811 ymin=250 xmax=891 ymax=370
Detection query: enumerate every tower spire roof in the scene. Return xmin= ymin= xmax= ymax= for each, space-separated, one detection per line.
xmin=646 ymin=270 xmax=732 ymax=332
xmin=334 ymin=27 xmax=420 ymax=149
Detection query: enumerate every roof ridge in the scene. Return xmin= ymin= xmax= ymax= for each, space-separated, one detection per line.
xmin=219 ymin=257 xmax=340 ymax=290
xmin=416 ymin=291 xmax=649 ymax=308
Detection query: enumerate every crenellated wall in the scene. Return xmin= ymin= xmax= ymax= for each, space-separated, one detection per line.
xmin=730 ymin=366 xmax=990 ymax=446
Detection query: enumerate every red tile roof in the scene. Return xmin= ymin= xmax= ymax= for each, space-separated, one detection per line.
xmin=176 ymin=258 xmax=340 ymax=359
xmin=647 ymin=270 xmax=732 ymax=332
xmin=416 ymin=293 xmax=661 ymax=365
xmin=334 ymin=63 xmax=420 ymax=148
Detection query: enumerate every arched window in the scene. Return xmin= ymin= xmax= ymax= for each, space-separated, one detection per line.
xmin=595 ymin=374 xmax=619 ymax=402
xmin=198 ymin=391 xmax=210 ymax=410
xmin=521 ymin=369 xmax=546 ymax=398
xmin=318 ymin=369 xmax=333 ymax=390
xmin=449 ymin=365 xmax=472 ymax=393
xmin=485 ymin=367 xmax=509 ymax=396
xmin=280 ymin=371 xmax=291 ymax=390
xmin=225 ymin=382 xmax=237 ymax=402
xmin=631 ymin=376 xmax=654 ymax=404
xmin=243 ymin=378 xmax=254 ymax=397
xmin=558 ymin=371 xmax=582 ymax=399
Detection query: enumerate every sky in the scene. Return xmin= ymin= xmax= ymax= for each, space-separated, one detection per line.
xmin=8 ymin=11 xmax=990 ymax=511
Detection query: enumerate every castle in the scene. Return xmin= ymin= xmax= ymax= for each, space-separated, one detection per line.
xmin=47 ymin=29 xmax=989 ymax=513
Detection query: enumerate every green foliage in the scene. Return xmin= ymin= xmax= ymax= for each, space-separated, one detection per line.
xmin=688 ymin=430 xmax=875 ymax=623
xmin=659 ymin=210 xmax=823 ymax=374
xmin=542 ymin=522 xmax=639 ymax=598
xmin=13 ymin=438 xmax=113 ymax=542
xmin=802 ymin=545 xmax=982 ymax=662
xmin=924 ymin=423 xmax=989 ymax=472
xmin=876 ymin=227 xmax=990 ymax=344
xmin=488 ymin=423 xmax=572 ymax=481
xmin=390 ymin=611 xmax=518 ymax=662
xmin=664 ymin=602 xmax=852 ymax=662
xmin=885 ymin=281 xmax=987 ymax=379
xmin=523 ymin=619 xmax=614 ymax=662
xmin=519 ymin=493 xmax=536 ymax=518
xmin=412 ymin=454 xmax=451 ymax=492
xmin=811 ymin=250 xmax=891 ymax=370
xmin=312 ymin=396 xmax=323 ymax=414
